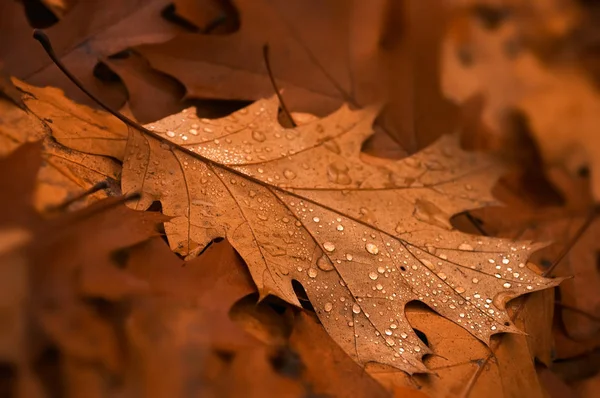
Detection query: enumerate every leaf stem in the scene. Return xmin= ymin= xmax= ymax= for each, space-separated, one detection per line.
xmin=543 ymin=206 xmax=598 ymax=277
xmin=262 ymin=44 xmax=296 ymax=127
xmin=45 ymin=180 xmax=109 ymax=212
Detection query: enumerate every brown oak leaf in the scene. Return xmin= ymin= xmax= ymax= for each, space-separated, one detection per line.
xmin=39 ymin=85 xmax=562 ymax=373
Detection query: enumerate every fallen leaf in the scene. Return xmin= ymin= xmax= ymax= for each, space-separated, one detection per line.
xmin=457 ymin=168 xmax=600 ymax=345
xmin=134 ymin=0 xmax=384 ymax=116
xmin=0 ymin=81 xmax=121 ymax=209
xmin=368 ymin=301 xmax=549 ymax=398
xmin=0 ymin=141 xmax=165 ymax=397
xmin=100 ymin=53 xmax=186 ymax=123
xmin=123 ymin=237 xmax=312 ymax=397
xmin=49 ymin=92 xmax=559 ymax=373
xmin=1 ymin=0 xmax=182 ymax=109
xmin=289 ymin=311 xmax=406 ymax=398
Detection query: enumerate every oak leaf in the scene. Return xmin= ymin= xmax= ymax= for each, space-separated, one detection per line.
xmin=39 ymin=86 xmax=562 ymax=373
xmin=0 ymin=0 xmax=182 ymax=109
xmin=0 ymin=81 xmax=121 ymax=209
xmin=134 ymin=0 xmax=383 ymax=116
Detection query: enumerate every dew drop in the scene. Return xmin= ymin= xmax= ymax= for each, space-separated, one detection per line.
xmin=352 ymin=304 xmax=361 ymax=314
xmin=503 ymin=282 xmax=511 ymax=288
xmin=458 ymin=243 xmax=474 ymax=251
xmin=502 ymin=258 xmax=510 ymax=264
xmin=346 ymin=253 xmax=353 ymax=261
xmin=438 ymin=272 xmax=447 ymax=281
xmin=369 ymin=272 xmax=378 ymax=281
xmin=166 ymin=131 xmax=175 ymax=137
xmin=336 ymin=224 xmax=344 ymax=231
xmin=308 ymin=268 xmax=318 ymax=278
xmin=348 ymin=321 xmax=354 ymax=327
xmin=513 ymin=272 xmax=520 ymax=278
xmin=527 ymin=285 xmax=533 ymax=290
xmin=252 ymin=130 xmax=266 ymax=142
xmin=313 ymin=217 xmax=320 ymax=223
xmin=385 ymin=337 xmax=395 ymax=346
xmin=414 ymin=346 xmax=421 ymax=352
xmin=494 ymin=274 xmax=501 ymax=278
xmin=376 ymin=284 xmax=383 ymax=290
xmin=189 ymin=129 xmax=198 ymax=135
xmin=317 ymin=255 xmax=335 ymax=271
xmin=491 ymin=325 xmax=497 ymax=330
xmin=283 ymin=169 xmax=296 ymax=180
xmin=385 ymin=329 xmax=392 ymax=336
xmin=400 ymin=333 xmax=408 ymax=339
xmin=323 ymin=242 xmax=335 ymax=252
xmin=472 ymin=278 xmax=479 ymax=284
xmin=326 ymin=161 xmax=352 ymax=185
xmin=455 ymin=286 xmax=465 ymax=294
xmin=257 ymin=214 xmax=268 ymax=221
xmin=366 ymin=243 xmax=379 ymax=255
xmin=390 ymin=323 xmax=397 ymax=329
xmin=377 ymin=266 xmax=385 ymax=274
xmin=324 ymin=302 xmax=333 ymax=312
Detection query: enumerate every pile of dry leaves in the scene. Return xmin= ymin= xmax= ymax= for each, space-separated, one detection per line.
xmin=1 ymin=1 xmax=599 ymax=397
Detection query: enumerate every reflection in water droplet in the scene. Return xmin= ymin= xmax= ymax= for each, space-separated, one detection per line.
xmin=390 ymin=323 xmax=397 ymax=329
xmin=414 ymin=346 xmax=421 ymax=352
xmin=365 ymin=243 xmax=379 ymax=255
xmin=400 ymin=333 xmax=408 ymax=339
xmin=317 ymin=255 xmax=335 ymax=271
xmin=502 ymin=258 xmax=510 ymax=264
xmin=385 ymin=329 xmax=392 ymax=336
xmin=346 ymin=253 xmax=353 ymax=261
xmin=369 ymin=272 xmax=378 ymax=280
xmin=313 ymin=217 xmax=320 ymax=223
xmin=308 ymin=268 xmax=318 ymax=278
xmin=491 ymin=325 xmax=497 ymax=330
xmin=323 ymin=242 xmax=335 ymax=252
xmin=376 ymin=284 xmax=383 ymax=290
xmin=336 ymin=225 xmax=344 ymax=231
xmin=324 ymin=302 xmax=333 ymax=312
xmin=352 ymin=304 xmax=361 ymax=314
xmin=503 ymin=282 xmax=511 ymax=288
xmin=252 ymin=130 xmax=266 ymax=142
xmin=283 ymin=169 xmax=296 ymax=180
